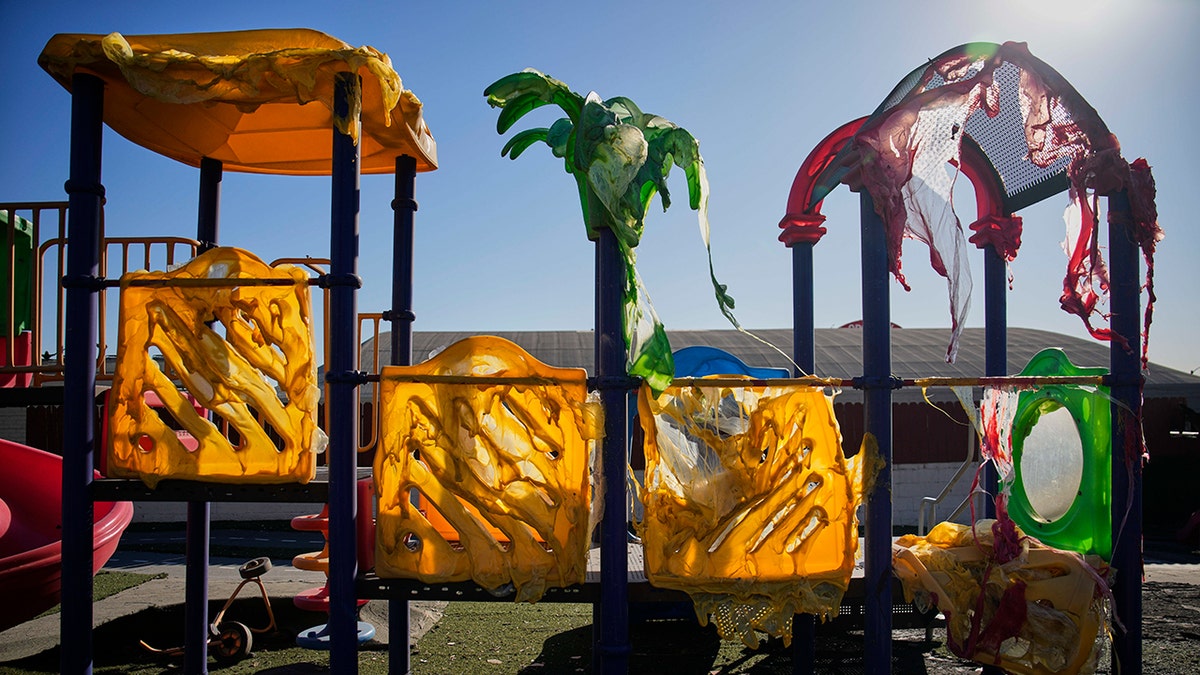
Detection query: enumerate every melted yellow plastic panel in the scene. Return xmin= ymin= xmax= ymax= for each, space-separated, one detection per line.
xmin=894 ymin=521 xmax=1107 ymax=675
xmin=637 ymin=381 xmax=875 ymax=647
xmin=38 ymin=30 xmax=437 ymax=175
xmin=374 ymin=336 xmax=596 ymax=603
xmin=108 ymin=247 xmax=324 ymax=487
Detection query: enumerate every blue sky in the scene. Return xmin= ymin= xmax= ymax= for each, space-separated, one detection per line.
xmin=2 ymin=1 xmax=1196 ymax=374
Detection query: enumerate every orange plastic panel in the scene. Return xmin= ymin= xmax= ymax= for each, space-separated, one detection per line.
xmin=373 ymin=336 xmax=597 ymax=602
xmin=107 ymin=247 xmax=324 ymax=487
xmin=38 ymin=30 xmax=437 ymax=175
xmin=637 ymin=381 xmax=877 ymax=647
xmin=893 ymin=521 xmax=1108 ymax=675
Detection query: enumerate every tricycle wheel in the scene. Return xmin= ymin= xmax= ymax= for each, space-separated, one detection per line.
xmin=213 ymin=621 xmax=253 ymax=663
xmin=239 ymin=556 xmax=272 ymax=579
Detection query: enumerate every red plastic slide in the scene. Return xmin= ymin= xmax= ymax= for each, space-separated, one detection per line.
xmin=0 ymin=438 xmax=133 ymax=631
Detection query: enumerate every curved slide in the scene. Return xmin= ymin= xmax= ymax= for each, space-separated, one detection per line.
xmin=0 ymin=438 xmax=133 ymax=631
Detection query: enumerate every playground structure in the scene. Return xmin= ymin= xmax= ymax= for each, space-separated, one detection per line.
xmin=0 ymin=31 xmax=1160 ymax=675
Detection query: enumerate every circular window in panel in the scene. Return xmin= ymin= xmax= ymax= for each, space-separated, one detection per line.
xmin=1018 ymin=402 xmax=1084 ymax=523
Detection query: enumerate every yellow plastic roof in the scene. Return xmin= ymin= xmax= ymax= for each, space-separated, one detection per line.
xmin=38 ymin=29 xmax=437 ymax=175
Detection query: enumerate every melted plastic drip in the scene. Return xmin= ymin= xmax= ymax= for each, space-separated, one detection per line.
xmin=845 ymin=42 xmax=1161 ymax=363
xmin=894 ymin=520 xmax=1109 ymax=675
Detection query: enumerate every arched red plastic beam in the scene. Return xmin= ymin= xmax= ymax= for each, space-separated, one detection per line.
xmin=778 ymin=117 xmax=865 ymax=246
xmin=785 ymin=117 xmax=867 ymax=216
xmin=956 ymin=137 xmax=1023 ymax=260
xmin=779 ymin=116 xmax=1019 ymax=256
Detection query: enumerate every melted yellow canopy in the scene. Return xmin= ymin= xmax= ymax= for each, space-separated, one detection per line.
xmin=39 ymin=29 xmax=437 ymax=175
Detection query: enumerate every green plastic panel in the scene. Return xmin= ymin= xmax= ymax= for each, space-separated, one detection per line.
xmin=1006 ymin=349 xmax=1111 ymax=559
xmin=0 ymin=210 xmax=34 ymax=336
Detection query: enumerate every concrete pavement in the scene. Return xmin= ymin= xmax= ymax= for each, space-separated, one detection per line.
xmin=0 ymin=532 xmax=446 ymax=664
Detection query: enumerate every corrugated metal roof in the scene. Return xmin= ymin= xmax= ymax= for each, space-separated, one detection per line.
xmin=351 ymin=327 xmax=1198 ymax=403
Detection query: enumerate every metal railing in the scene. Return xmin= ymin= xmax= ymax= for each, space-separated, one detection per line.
xmin=917 ymin=422 xmax=984 ymax=535
xmin=2 ymin=202 xmax=67 ymax=382
xmin=35 ymin=234 xmax=202 ymax=385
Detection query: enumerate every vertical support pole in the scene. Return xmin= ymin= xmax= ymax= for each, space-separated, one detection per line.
xmin=184 ymin=156 xmax=221 ymax=674
xmin=390 ymin=155 xmax=417 ymax=366
xmin=196 ymin=157 xmax=222 ymax=254
xmin=1108 ymin=190 xmax=1142 ymax=675
xmin=791 ymin=242 xmax=816 ymax=373
xmin=61 ymin=71 xmax=104 ymax=675
xmin=982 ymin=243 xmax=1007 ymax=518
xmin=595 ymin=225 xmax=630 ymax=674
xmin=860 ymin=191 xmax=892 ymax=673
xmin=388 ymin=154 xmax=418 ymax=675
xmin=183 ymin=506 xmax=210 ymax=675
xmin=790 ymin=240 xmax=817 ymax=675
xmin=328 ymin=72 xmax=362 ymax=675
xmin=980 ymin=242 xmax=1008 ymax=675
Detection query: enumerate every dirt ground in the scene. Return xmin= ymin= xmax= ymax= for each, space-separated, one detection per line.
xmin=889 ymin=581 xmax=1200 ymax=675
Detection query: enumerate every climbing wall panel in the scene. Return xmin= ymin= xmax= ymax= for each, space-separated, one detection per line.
xmin=107 ymin=246 xmax=324 ymax=487
xmin=373 ymin=336 xmax=597 ymax=603
xmin=637 ymin=380 xmax=877 ymax=647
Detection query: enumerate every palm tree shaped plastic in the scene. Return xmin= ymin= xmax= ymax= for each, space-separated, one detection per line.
xmin=485 ymin=69 xmax=737 ymax=392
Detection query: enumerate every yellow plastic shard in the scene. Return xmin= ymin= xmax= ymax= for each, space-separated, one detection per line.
xmin=637 ymin=381 xmax=875 ymax=648
xmin=373 ymin=336 xmax=597 ymax=603
xmin=893 ymin=521 xmax=1108 ymax=675
xmin=38 ymin=29 xmax=437 ymax=175
xmin=107 ymin=247 xmax=324 ymax=488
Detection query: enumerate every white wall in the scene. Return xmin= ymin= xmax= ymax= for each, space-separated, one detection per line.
xmin=893 ymin=461 xmax=988 ymax=530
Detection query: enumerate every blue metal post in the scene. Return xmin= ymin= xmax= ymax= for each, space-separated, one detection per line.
xmin=183 ymin=505 xmax=210 ymax=675
xmin=1108 ymin=190 xmax=1142 ymax=675
xmin=860 ymin=191 xmax=892 ymax=672
xmin=390 ymin=155 xmax=417 ymax=366
xmin=982 ymin=244 xmax=1006 ymax=516
xmin=980 ymin=241 xmax=1007 ymax=675
xmin=388 ymin=154 xmax=417 ymax=675
xmin=790 ymin=241 xmax=817 ymax=675
xmin=196 ymin=157 xmax=221 ymax=253
xmin=61 ymin=71 xmax=104 ymax=675
xmin=328 ymin=72 xmax=362 ymax=675
xmin=595 ymin=225 xmax=630 ymax=673
xmin=184 ymin=156 xmax=220 ymax=674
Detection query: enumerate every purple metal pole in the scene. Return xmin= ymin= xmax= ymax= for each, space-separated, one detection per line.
xmin=61 ymin=71 xmax=104 ymax=675
xmin=1107 ymin=190 xmax=1142 ymax=675
xmin=860 ymin=191 xmax=893 ymax=673
xmin=790 ymin=241 xmax=817 ymax=675
xmin=183 ymin=506 xmax=210 ymax=675
xmin=388 ymin=154 xmax=417 ymax=675
xmin=595 ymin=224 xmax=630 ymax=674
xmin=184 ymin=156 xmax=221 ymax=674
xmin=196 ymin=157 xmax=221 ymax=254
xmin=980 ymin=242 xmax=1007 ymax=675
xmin=982 ymin=244 xmax=1006 ymax=515
xmin=390 ymin=155 xmax=416 ymax=365
xmin=328 ymin=72 xmax=362 ymax=675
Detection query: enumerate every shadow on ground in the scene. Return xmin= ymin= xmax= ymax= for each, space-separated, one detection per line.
xmin=518 ymin=620 xmax=942 ymax=674
xmin=0 ymin=597 xmax=346 ymax=674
